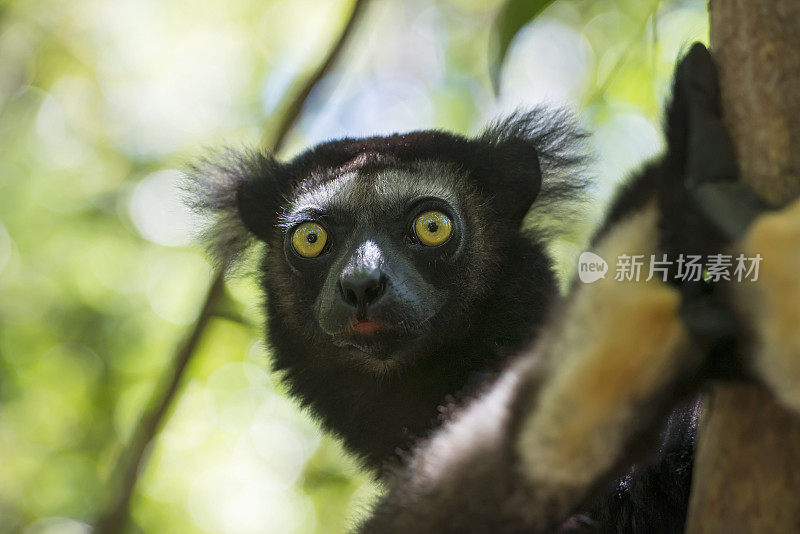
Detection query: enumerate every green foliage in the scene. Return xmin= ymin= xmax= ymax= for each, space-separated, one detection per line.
xmin=0 ymin=0 xmax=708 ymax=532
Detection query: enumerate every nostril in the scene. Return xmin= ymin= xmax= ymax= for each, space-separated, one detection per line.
xmin=338 ymin=270 xmax=387 ymax=309
xmin=345 ymin=288 xmax=358 ymax=306
xmin=364 ymin=275 xmax=387 ymax=304
xmin=338 ymin=280 xmax=358 ymax=307
xmin=364 ymin=285 xmax=380 ymax=304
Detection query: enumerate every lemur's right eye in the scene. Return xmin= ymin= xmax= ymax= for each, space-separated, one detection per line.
xmin=414 ymin=211 xmax=453 ymax=246
xmin=291 ymin=222 xmax=328 ymax=257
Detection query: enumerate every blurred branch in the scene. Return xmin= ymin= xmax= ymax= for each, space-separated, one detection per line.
xmin=93 ymin=1 xmax=370 ymax=532
xmin=262 ymin=0 xmax=368 ymax=151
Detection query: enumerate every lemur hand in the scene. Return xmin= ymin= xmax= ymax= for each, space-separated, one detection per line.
xmin=671 ymin=44 xmax=800 ymax=416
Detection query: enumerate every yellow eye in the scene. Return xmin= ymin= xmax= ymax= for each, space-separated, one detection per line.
xmin=414 ymin=211 xmax=453 ymax=247
xmin=291 ymin=222 xmax=328 ymax=257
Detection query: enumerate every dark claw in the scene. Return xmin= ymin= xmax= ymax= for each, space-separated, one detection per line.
xmin=670 ymin=42 xmax=767 ymax=240
xmin=673 ymin=42 xmax=737 ymax=187
xmin=675 ymin=42 xmax=721 ymax=117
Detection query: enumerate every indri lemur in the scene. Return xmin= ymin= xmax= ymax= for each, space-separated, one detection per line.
xmin=187 ymin=43 xmax=800 ymax=532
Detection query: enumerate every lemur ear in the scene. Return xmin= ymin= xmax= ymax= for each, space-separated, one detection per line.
xmin=474 ymin=109 xmax=588 ymax=225
xmin=183 ymin=149 xmax=287 ymax=265
xmin=474 ymin=134 xmax=542 ymax=224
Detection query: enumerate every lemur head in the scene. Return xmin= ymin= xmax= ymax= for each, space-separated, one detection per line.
xmin=187 ymin=111 xmax=585 ymax=376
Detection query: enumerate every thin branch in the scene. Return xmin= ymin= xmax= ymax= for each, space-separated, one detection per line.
xmin=94 ymin=273 xmax=226 ymax=534
xmin=93 ymin=1 xmax=370 ymax=531
xmin=265 ymin=0 xmax=369 ymax=153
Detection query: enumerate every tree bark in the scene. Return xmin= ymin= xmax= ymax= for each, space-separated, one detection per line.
xmin=686 ymin=1 xmax=800 ymax=532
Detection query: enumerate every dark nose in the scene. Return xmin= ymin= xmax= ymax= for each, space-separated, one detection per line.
xmin=339 ymin=268 xmax=387 ymax=310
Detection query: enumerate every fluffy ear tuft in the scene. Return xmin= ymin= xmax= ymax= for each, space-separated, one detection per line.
xmin=478 ymin=108 xmax=592 ymax=230
xmin=183 ymin=149 xmax=284 ymax=266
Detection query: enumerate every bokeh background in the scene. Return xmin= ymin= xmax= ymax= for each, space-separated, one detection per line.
xmin=0 ymin=0 xmax=708 ymax=532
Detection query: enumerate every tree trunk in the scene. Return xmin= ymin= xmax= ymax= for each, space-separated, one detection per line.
xmin=686 ymin=1 xmax=800 ymax=532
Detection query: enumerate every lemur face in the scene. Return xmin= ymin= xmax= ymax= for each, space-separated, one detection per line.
xmin=192 ymin=125 xmax=547 ymax=374
xmin=264 ymin=158 xmax=498 ymax=370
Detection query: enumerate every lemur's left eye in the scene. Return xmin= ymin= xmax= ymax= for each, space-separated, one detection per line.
xmin=291 ymin=222 xmax=328 ymax=257
xmin=414 ymin=211 xmax=453 ymax=247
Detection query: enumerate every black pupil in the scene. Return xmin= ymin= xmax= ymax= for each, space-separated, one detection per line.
xmin=307 ymin=232 xmax=317 ymax=244
xmin=427 ymin=221 xmax=438 ymax=233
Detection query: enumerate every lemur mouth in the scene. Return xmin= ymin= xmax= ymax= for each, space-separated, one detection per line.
xmin=333 ymin=320 xmax=413 ymax=361
xmin=351 ymin=320 xmax=383 ymax=334
xmin=327 ymin=319 xmax=398 ymax=344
